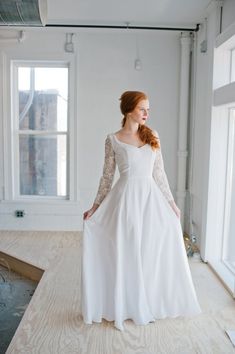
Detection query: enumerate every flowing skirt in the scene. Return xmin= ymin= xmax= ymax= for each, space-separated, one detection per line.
xmin=82 ymin=176 xmax=202 ymax=331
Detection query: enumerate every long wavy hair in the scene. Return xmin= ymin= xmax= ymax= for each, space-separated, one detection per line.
xmin=119 ymin=91 xmax=160 ymax=150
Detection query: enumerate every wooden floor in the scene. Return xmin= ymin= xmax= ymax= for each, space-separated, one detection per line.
xmin=0 ymin=230 xmax=235 ymax=354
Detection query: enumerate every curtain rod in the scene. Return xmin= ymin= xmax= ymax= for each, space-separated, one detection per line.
xmin=45 ymin=23 xmax=200 ymax=32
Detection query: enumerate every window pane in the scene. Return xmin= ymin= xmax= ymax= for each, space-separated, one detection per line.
xmin=18 ymin=67 xmax=68 ymax=131
xmin=19 ymin=135 xmax=67 ymax=197
xmin=231 ymin=49 xmax=235 ymax=83
xmin=224 ymin=108 xmax=235 ymax=270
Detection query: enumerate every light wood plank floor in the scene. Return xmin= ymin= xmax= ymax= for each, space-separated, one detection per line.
xmin=0 ymin=230 xmax=235 ymax=354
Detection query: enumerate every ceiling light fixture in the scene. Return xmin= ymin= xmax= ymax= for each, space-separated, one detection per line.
xmin=64 ymin=33 xmax=75 ymax=53
xmin=134 ymin=35 xmax=142 ymax=71
xmin=200 ymin=18 xmax=207 ymax=53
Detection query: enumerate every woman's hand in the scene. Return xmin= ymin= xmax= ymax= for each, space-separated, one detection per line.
xmin=168 ymin=200 xmax=181 ymax=219
xmin=83 ymin=203 xmax=99 ymax=220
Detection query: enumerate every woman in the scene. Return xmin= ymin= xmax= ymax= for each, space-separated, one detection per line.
xmin=82 ymin=91 xmax=202 ymax=331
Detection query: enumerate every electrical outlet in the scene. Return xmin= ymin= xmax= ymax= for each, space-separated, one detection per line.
xmin=15 ymin=210 xmax=25 ymax=218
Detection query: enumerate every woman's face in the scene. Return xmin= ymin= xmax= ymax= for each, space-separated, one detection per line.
xmin=128 ymin=99 xmax=150 ymax=125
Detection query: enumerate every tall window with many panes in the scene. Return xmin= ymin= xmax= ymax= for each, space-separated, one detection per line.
xmin=13 ymin=63 xmax=69 ymax=199
xmin=208 ymin=31 xmax=235 ymax=296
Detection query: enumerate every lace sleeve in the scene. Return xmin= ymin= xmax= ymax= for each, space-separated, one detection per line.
xmin=152 ymin=130 xmax=174 ymax=202
xmin=93 ymin=134 xmax=116 ymax=205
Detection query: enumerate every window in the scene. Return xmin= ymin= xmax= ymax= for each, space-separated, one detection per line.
xmin=231 ymin=48 xmax=235 ymax=83
xmin=223 ymin=108 xmax=235 ymax=273
xmin=205 ymin=29 xmax=235 ymax=297
xmin=13 ymin=63 xmax=69 ymax=199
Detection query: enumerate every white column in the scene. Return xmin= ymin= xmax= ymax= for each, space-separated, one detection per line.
xmin=177 ymin=32 xmax=192 ymax=229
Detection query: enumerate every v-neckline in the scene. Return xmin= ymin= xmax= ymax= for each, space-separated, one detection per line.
xmin=113 ymin=134 xmax=147 ymax=149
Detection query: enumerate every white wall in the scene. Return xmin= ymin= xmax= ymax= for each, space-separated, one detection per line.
xmin=192 ymin=0 xmax=235 ymax=258
xmin=0 ymin=28 xmax=180 ymax=230
xmin=222 ymin=0 xmax=235 ymax=32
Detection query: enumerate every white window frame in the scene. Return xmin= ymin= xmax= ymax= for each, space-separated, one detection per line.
xmin=12 ymin=61 xmax=71 ymax=201
xmin=230 ymin=47 xmax=235 ymax=83
xmin=204 ymin=23 xmax=235 ymax=297
xmin=2 ymin=56 xmax=76 ymax=203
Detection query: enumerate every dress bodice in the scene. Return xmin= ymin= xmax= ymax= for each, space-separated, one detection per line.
xmin=93 ymin=131 xmax=174 ymax=205
xmin=111 ymin=134 xmax=156 ymax=178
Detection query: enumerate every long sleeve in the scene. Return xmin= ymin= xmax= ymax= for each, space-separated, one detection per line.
xmin=93 ymin=134 xmax=116 ymax=205
xmin=152 ymin=130 xmax=174 ymax=202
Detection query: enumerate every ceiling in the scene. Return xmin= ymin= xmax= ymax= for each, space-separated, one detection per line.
xmin=47 ymin=0 xmax=211 ymax=28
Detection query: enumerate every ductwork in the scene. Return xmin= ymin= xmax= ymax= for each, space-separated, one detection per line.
xmin=0 ymin=0 xmax=47 ymax=26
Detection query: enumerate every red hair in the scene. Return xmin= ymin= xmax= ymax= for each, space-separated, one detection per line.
xmin=119 ymin=91 xmax=160 ymax=150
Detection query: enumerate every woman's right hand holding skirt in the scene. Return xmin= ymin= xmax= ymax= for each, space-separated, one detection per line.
xmin=83 ymin=203 xmax=99 ymax=220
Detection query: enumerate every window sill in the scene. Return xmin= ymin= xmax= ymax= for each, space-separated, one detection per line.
xmin=208 ymin=259 xmax=235 ymax=298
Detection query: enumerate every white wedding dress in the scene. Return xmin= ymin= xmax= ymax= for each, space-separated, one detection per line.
xmin=82 ymin=131 xmax=202 ymax=331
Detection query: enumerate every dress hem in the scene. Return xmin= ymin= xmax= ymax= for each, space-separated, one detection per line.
xmin=82 ymin=309 xmax=202 ymax=331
